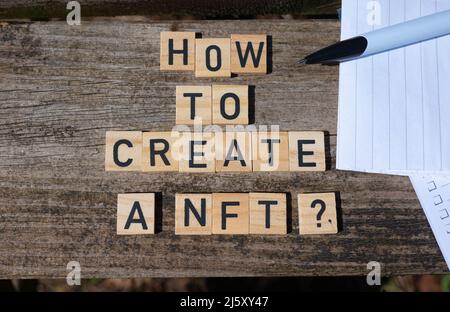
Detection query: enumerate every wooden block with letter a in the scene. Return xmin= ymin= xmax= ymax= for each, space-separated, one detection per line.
xmin=231 ymin=34 xmax=267 ymax=74
xmin=105 ymin=131 xmax=142 ymax=171
xmin=195 ymin=38 xmax=231 ymax=78
xmin=117 ymin=193 xmax=155 ymax=235
xmin=288 ymin=131 xmax=326 ymax=171
xmin=298 ymin=192 xmax=338 ymax=235
xmin=252 ymin=131 xmax=289 ymax=171
xmin=249 ymin=193 xmax=287 ymax=235
xmin=212 ymin=193 xmax=249 ymax=235
xmin=176 ymin=85 xmax=212 ymax=125
xmin=215 ymin=131 xmax=252 ymax=172
xmin=142 ymin=132 xmax=179 ymax=172
xmin=178 ymin=132 xmax=215 ymax=173
xmin=212 ymin=85 xmax=249 ymax=125
xmin=175 ymin=193 xmax=212 ymax=235
xmin=160 ymin=31 xmax=196 ymax=71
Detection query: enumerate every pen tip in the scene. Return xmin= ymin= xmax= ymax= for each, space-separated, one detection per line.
xmin=298 ymin=58 xmax=307 ymax=65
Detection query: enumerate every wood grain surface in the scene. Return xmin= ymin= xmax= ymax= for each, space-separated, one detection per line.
xmin=0 ymin=20 xmax=446 ymax=278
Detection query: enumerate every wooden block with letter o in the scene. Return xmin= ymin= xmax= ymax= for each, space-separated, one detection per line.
xmin=176 ymin=85 xmax=212 ymax=125
xmin=195 ymin=38 xmax=231 ymax=78
xmin=117 ymin=193 xmax=155 ymax=235
xmin=298 ymin=192 xmax=338 ymax=235
xmin=212 ymin=85 xmax=249 ymax=125
xmin=215 ymin=131 xmax=252 ymax=172
xmin=175 ymin=193 xmax=212 ymax=235
xmin=160 ymin=31 xmax=196 ymax=71
xmin=252 ymin=131 xmax=289 ymax=171
xmin=231 ymin=34 xmax=267 ymax=74
xmin=105 ymin=131 xmax=142 ymax=171
xmin=289 ymin=131 xmax=326 ymax=171
xmin=249 ymin=193 xmax=287 ymax=235
xmin=178 ymin=132 xmax=215 ymax=173
xmin=142 ymin=132 xmax=179 ymax=172
xmin=212 ymin=193 xmax=249 ymax=235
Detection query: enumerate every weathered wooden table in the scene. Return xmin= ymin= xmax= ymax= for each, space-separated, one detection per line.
xmin=0 ymin=19 xmax=446 ymax=278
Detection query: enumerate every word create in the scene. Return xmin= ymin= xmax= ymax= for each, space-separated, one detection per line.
xmin=116 ymin=193 xmax=338 ymax=235
xmin=160 ymin=32 xmax=267 ymax=77
xmin=105 ymin=131 xmax=326 ymax=172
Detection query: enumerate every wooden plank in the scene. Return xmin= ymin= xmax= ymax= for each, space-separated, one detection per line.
xmin=0 ymin=20 xmax=446 ymax=278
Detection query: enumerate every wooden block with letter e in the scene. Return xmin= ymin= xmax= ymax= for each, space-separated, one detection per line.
xmin=249 ymin=193 xmax=287 ymax=235
xmin=195 ymin=38 xmax=231 ymax=78
xmin=160 ymin=32 xmax=196 ymax=71
xmin=176 ymin=85 xmax=212 ymax=125
xmin=298 ymin=192 xmax=338 ymax=235
xmin=142 ymin=132 xmax=179 ymax=172
xmin=215 ymin=131 xmax=252 ymax=172
xmin=212 ymin=85 xmax=249 ymax=125
xmin=175 ymin=193 xmax=212 ymax=235
xmin=212 ymin=193 xmax=249 ymax=235
xmin=178 ymin=132 xmax=215 ymax=173
xmin=252 ymin=131 xmax=289 ymax=171
xmin=288 ymin=131 xmax=325 ymax=171
xmin=117 ymin=193 xmax=155 ymax=235
xmin=105 ymin=131 xmax=142 ymax=171
xmin=231 ymin=34 xmax=267 ymax=74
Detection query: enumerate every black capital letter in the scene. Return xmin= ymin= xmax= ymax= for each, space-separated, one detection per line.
xmin=297 ymin=140 xmax=316 ymax=167
xmin=113 ymin=139 xmax=133 ymax=167
xmin=257 ymin=200 xmax=278 ymax=229
xmin=261 ymin=139 xmax=280 ymax=166
xmin=168 ymin=38 xmax=188 ymax=65
xmin=124 ymin=201 xmax=148 ymax=230
xmin=184 ymin=198 xmax=207 ymax=226
xmin=205 ymin=45 xmax=222 ymax=71
xmin=235 ymin=41 xmax=265 ymax=68
xmin=189 ymin=140 xmax=207 ymax=168
xmin=149 ymin=139 xmax=170 ymax=166
xmin=221 ymin=202 xmax=239 ymax=230
xmin=183 ymin=93 xmax=203 ymax=120
xmin=220 ymin=93 xmax=240 ymax=120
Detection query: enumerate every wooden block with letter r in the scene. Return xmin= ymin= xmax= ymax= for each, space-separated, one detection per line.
xmin=231 ymin=34 xmax=267 ymax=74
xmin=289 ymin=131 xmax=326 ymax=171
xmin=176 ymin=85 xmax=212 ymax=125
xmin=175 ymin=193 xmax=212 ymax=235
xmin=117 ymin=193 xmax=155 ymax=235
xmin=105 ymin=131 xmax=142 ymax=171
xmin=298 ymin=192 xmax=338 ymax=235
xmin=195 ymin=38 xmax=231 ymax=78
xmin=212 ymin=85 xmax=249 ymax=125
xmin=212 ymin=193 xmax=249 ymax=235
xmin=142 ymin=132 xmax=179 ymax=172
xmin=160 ymin=31 xmax=196 ymax=71
xmin=249 ymin=193 xmax=287 ymax=235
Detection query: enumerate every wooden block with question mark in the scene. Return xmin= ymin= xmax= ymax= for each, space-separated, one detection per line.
xmin=298 ymin=192 xmax=338 ymax=235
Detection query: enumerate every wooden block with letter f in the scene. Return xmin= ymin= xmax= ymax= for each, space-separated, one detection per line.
xmin=212 ymin=193 xmax=249 ymax=235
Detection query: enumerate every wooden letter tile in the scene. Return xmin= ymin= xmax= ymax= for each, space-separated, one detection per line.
xmin=175 ymin=193 xmax=212 ymax=235
xmin=249 ymin=193 xmax=287 ymax=235
xmin=288 ymin=131 xmax=326 ymax=171
xmin=212 ymin=193 xmax=249 ymax=234
xmin=117 ymin=193 xmax=155 ymax=235
xmin=212 ymin=85 xmax=249 ymax=125
xmin=142 ymin=132 xmax=179 ymax=172
xmin=176 ymin=85 xmax=212 ymax=125
xmin=195 ymin=38 xmax=231 ymax=78
xmin=298 ymin=192 xmax=338 ymax=235
xmin=231 ymin=34 xmax=267 ymax=74
xmin=215 ymin=131 xmax=252 ymax=172
xmin=160 ymin=32 xmax=195 ymax=71
xmin=252 ymin=131 xmax=289 ymax=171
xmin=105 ymin=131 xmax=142 ymax=171
xmin=178 ymin=132 xmax=215 ymax=173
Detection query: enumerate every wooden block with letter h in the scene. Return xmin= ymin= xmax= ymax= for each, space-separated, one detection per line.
xmin=298 ymin=192 xmax=338 ymax=235
xmin=175 ymin=193 xmax=212 ymax=235
xmin=160 ymin=31 xmax=196 ymax=71
xmin=117 ymin=193 xmax=155 ymax=235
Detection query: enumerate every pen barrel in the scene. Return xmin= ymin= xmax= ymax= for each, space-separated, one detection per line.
xmin=362 ymin=9 xmax=450 ymax=57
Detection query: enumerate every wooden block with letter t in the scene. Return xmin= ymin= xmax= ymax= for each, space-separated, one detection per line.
xmin=195 ymin=38 xmax=231 ymax=78
xmin=212 ymin=85 xmax=249 ymax=125
xmin=117 ymin=193 xmax=155 ymax=235
xmin=249 ymin=193 xmax=287 ymax=235
xmin=176 ymin=85 xmax=212 ymax=125
xmin=160 ymin=32 xmax=196 ymax=71
xmin=215 ymin=131 xmax=252 ymax=172
xmin=178 ymin=132 xmax=215 ymax=173
xmin=298 ymin=192 xmax=338 ymax=235
xmin=105 ymin=131 xmax=142 ymax=171
xmin=231 ymin=34 xmax=267 ymax=74
xmin=212 ymin=193 xmax=249 ymax=235
xmin=252 ymin=131 xmax=289 ymax=171
xmin=142 ymin=131 xmax=179 ymax=172
xmin=288 ymin=131 xmax=326 ymax=171
xmin=175 ymin=193 xmax=212 ymax=235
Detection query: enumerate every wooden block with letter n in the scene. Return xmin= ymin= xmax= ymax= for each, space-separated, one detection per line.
xmin=175 ymin=193 xmax=212 ymax=235
xmin=178 ymin=132 xmax=215 ymax=173
xmin=215 ymin=131 xmax=252 ymax=172
xmin=289 ymin=131 xmax=326 ymax=171
xmin=117 ymin=193 xmax=155 ymax=235
xmin=195 ymin=38 xmax=231 ymax=78
xmin=142 ymin=132 xmax=179 ymax=172
xmin=160 ymin=31 xmax=196 ymax=71
xmin=212 ymin=193 xmax=249 ymax=235
xmin=231 ymin=34 xmax=267 ymax=74
xmin=252 ymin=131 xmax=289 ymax=171
xmin=298 ymin=192 xmax=338 ymax=235
xmin=212 ymin=85 xmax=249 ymax=125
xmin=105 ymin=131 xmax=142 ymax=171
xmin=249 ymin=193 xmax=287 ymax=235
xmin=176 ymin=85 xmax=212 ymax=125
